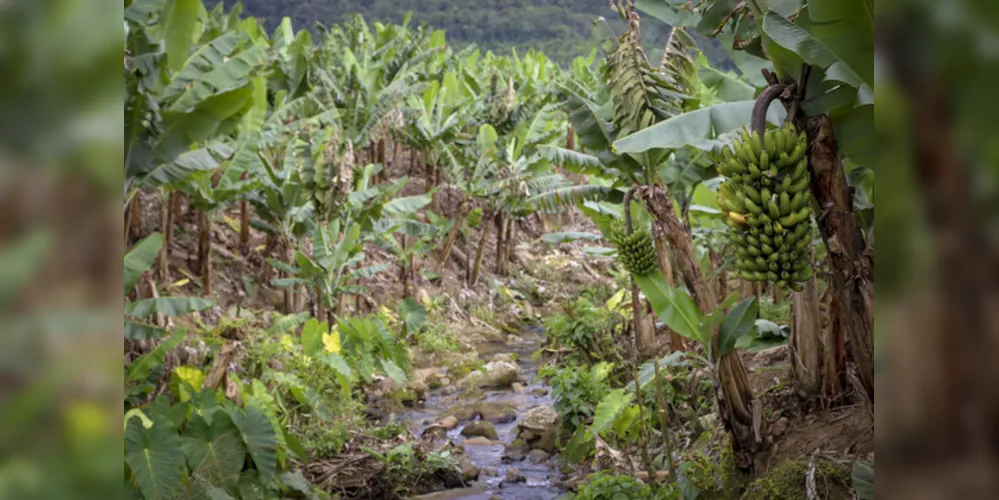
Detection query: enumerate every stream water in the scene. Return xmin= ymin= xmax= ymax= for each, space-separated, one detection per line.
xmin=400 ymin=326 xmax=565 ymax=500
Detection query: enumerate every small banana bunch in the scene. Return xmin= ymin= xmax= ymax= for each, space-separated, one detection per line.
xmin=467 ymin=207 xmax=483 ymax=228
xmin=610 ymin=222 xmax=659 ymax=277
xmin=717 ymin=124 xmax=815 ymax=291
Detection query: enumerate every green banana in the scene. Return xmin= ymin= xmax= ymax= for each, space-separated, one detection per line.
xmin=768 ymin=199 xmax=781 ymax=219
xmin=779 ymin=192 xmax=791 ymax=216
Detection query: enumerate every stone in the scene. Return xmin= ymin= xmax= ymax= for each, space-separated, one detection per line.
xmin=529 ymin=388 xmax=548 ymax=397
xmin=461 ymin=421 xmax=499 ymax=441
xmin=502 ymin=439 xmax=529 ymax=462
xmin=458 ymin=456 xmax=479 ymax=482
xmin=506 ymin=334 xmax=521 ymax=345
xmin=504 ymin=468 xmax=525 ymax=483
xmin=491 ymin=353 xmax=514 ymax=364
xmin=771 ymin=417 xmax=789 ymax=437
xmin=483 ymin=360 xmax=520 ymax=388
xmin=422 ymin=425 xmax=448 ymax=440
xmin=441 ymin=385 xmax=458 ymax=395
xmin=518 ymin=406 xmax=560 ymax=433
xmin=437 ymin=416 xmax=459 ymax=429
xmin=443 ymin=401 xmax=518 ymax=423
xmin=407 ymin=379 xmax=429 ymax=397
xmin=457 ymin=370 xmax=487 ymax=389
xmin=527 ymin=449 xmax=550 ymax=464
xmin=511 ymin=382 xmax=525 ymax=394
xmin=463 ymin=436 xmax=504 ymax=446
xmin=517 ymin=406 xmax=561 ymax=452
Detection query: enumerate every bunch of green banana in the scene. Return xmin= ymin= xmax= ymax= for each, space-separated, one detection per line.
xmin=467 ymin=207 xmax=484 ymax=229
xmin=716 ymin=123 xmax=815 ymax=292
xmin=610 ymin=223 xmax=659 ymax=277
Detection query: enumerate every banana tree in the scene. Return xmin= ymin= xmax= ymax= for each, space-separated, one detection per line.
xmin=627 ymin=0 xmax=875 ymax=401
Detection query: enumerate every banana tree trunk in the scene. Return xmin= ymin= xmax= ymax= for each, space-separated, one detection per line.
xmin=198 ymin=209 xmax=212 ymax=297
xmin=239 ymin=172 xmax=250 ymax=254
xmin=283 ymin=242 xmax=294 ymax=314
xmin=654 ymin=225 xmax=686 ymax=352
xmin=791 ymin=274 xmax=824 ymax=399
xmin=393 ymin=141 xmax=403 ymax=176
xmin=494 ymin=213 xmax=506 ymax=274
xmin=159 ymin=191 xmax=170 ymax=280
xmin=639 ymin=184 xmax=756 ymax=470
xmin=804 ymin=115 xmax=875 ymax=401
xmin=401 ymin=235 xmax=410 ymax=298
xmin=470 ymin=214 xmax=494 ymax=286
xmin=437 ymin=202 xmax=468 ymax=271
xmin=316 ymin=285 xmax=326 ymax=320
xmin=503 ymin=218 xmax=516 ymax=274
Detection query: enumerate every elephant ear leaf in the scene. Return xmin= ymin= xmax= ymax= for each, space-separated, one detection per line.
xmin=125 ymin=417 xmax=185 ymax=500
xmin=717 ymin=297 xmax=759 ymax=357
xmin=229 ymin=406 xmax=278 ymax=482
xmin=182 ymin=412 xmax=247 ymax=485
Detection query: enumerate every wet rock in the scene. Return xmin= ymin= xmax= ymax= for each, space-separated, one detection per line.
xmin=502 ymin=439 xmax=529 ymax=462
xmin=505 ymin=468 xmax=525 ymax=483
xmin=441 ymin=385 xmax=458 ymax=395
xmin=517 ymin=406 xmax=561 ymax=452
xmin=529 ymin=387 xmax=548 ymax=397
xmin=506 ymin=334 xmax=521 ymax=345
xmin=437 ymin=416 xmax=459 ymax=429
xmin=491 ymin=353 xmax=515 ymax=364
xmin=527 ymin=449 xmax=550 ymax=464
xmin=483 ymin=360 xmax=520 ymax=387
xmin=439 ymin=377 xmax=451 ymax=386
xmin=519 ymin=406 xmax=560 ymax=434
xmin=457 ymin=370 xmax=487 ymax=389
xmin=443 ymin=401 xmax=518 ymax=423
xmin=511 ymin=382 xmax=525 ymax=394
xmin=463 ymin=436 xmax=504 ymax=446
xmin=461 ymin=421 xmax=499 ymax=440
xmin=481 ymin=468 xmax=498 ymax=477
xmin=407 ymin=379 xmax=429 ymax=398
xmin=458 ymin=456 xmax=479 ymax=481
xmin=422 ymin=425 xmax=448 ymax=440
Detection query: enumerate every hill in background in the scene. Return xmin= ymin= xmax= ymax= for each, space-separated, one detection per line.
xmin=211 ymin=0 xmax=733 ymax=69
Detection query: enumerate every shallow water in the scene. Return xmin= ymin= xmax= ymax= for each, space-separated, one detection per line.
xmin=400 ymin=327 xmax=565 ymax=500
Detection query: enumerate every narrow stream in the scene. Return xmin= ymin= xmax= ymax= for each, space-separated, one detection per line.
xmin=400 ymin=326 xmax=565 ymax=500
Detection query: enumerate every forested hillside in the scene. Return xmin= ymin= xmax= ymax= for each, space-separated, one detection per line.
xmin=209 ymin=0 xmax=731 ymax=66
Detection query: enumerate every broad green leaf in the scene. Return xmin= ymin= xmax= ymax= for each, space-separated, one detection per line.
xmin=229 ymin=406 xmax=278 ymax=482
xmin=125 ymin=233 xmax=163 ymax=295
xmin=300 ymin=318 xmax=323 ymax=356
xmin=809 ymin=0 xmax=874 ymax=89
xmin=541 ymin=231 xmax=602 ymax=243
xmin=590 ymin=389 xmax=633 ymax=435
xmin=321 ymin=353 xmax=353 ymax=378
xmin=613 ymin=101 xmax=786 ymax=154
xmin=635 ymin=0 xmax=698 ymax=27
xmin=182 ymin=412 xmax=246 ymax=483
xmin=125 ymin=417 xmax=184 ymax=500
xmin=398 ymin=298 xmax=428 ymax=332
xmin=562 ymin=427 xmax=595 ymax=463
xmin=170 ymin=365 xmax=204 ymax=402
xmin=383 ymin=194 xmax=432 ymax=216
xmin=852 ymin=460 xmax=874 ymax=500
xmin=634 ymin=273 xmax=704 ymax=343
xmin=282 ymin=429 xmax=308 ymax=462
xmin=380 ymin=359 xmax=407 ymax=386
xmin=323 ymin=329 xmax=342 ymax=354
xmin=613 ymin=405 xmax=640 ymax=438
xmin=278 ymin=471 xmax=312 ymax=495
xmin=761 ymin=11 xmax=869 ymax=91
xmin=162 ymin=0 xmax=199 ymax=72
xmin=717 ymin=298 xmax=759 ymax=357
xmin=125 ymin=320 xmax=165 ymax=341
xmin=125 ymin=296 xmax=215 ymax=318
xmin=126 ymin=330 xmax=187 ymax=385
xmin=155 ymin=84 xmax=254 ymax=163
xmin=698 ymin=65 xmax=756 ymax=102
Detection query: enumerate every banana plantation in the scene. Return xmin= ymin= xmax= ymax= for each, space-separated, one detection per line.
xmin=124 ymin=0 xmax=873 ymax=499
